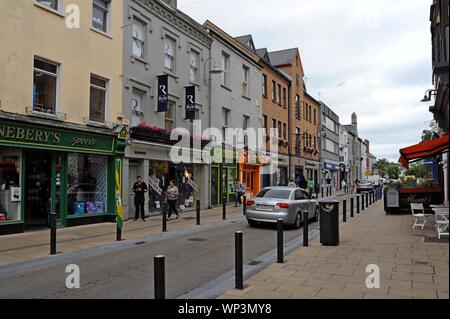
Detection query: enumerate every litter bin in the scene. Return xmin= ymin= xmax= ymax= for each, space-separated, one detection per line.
xmin=319 ymin=200 xmax=340 ymax=246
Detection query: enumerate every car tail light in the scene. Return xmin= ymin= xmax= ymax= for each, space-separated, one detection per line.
xmin=277 ymin=203 xmax=290 ymax=209
xmin=247 ymin=200 xmax=255 ymax=206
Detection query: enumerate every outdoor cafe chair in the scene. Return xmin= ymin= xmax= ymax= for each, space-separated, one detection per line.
xmin=410 ymin=203 xmax=431 ymax=230
xmin=433 ymin=207 xmax=449 ymax=239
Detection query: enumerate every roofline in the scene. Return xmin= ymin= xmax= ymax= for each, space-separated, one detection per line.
xmin=203 ymin=20 xmax=261 ymax=65
xmin=259 ymin=59 xmax=292 ymax=83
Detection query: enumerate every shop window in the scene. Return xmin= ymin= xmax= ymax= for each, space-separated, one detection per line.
xmin=33 ymin=57 xmax=59 ymax=114
xmin=67 ymin=154 xmax=108 ymax=216
xmin=0 ymin=149 xmax=22 ymax=222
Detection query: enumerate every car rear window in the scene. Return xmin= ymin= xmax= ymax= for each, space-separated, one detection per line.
xmin=256 ymin=189 xmax=292 ymax=199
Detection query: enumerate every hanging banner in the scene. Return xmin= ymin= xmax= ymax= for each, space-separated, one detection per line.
xmin=185 ymin=86 xmax=196 ymax=121
xmin=157 ymin=75 xmax=169 ymax=113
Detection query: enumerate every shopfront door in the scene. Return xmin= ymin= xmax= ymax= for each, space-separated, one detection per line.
xmin=24 ymin=151 xmax=66 ymax=228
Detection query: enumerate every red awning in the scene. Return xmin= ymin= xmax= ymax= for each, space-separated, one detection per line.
xmin=399 ymin=135 xmax=449 ymax=168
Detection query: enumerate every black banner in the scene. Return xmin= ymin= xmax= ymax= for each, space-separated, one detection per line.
xmin=185 ymin=86 xmax=196 ymax=121
xmin=157 ymin=75 xmax=169 ymax=113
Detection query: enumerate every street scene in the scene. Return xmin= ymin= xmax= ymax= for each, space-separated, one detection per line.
xmin=0 ymin=0 xmax=448 ymax=306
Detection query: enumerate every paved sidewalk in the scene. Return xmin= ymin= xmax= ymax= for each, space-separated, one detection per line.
xmin=0 ymin=205 xmax=243 ymax=267
xmin=220 ymin=198 xmax=449 ymax=299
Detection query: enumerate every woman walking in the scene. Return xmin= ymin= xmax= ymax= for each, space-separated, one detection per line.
xmin=167 ymin=180 xmax=180 ymax=220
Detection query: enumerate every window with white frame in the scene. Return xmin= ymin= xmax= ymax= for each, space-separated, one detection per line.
xmin=35 ymin=0 xmax=60 ymax=11
xmin=222 ymin=107 xmax=230 ymax=138
xmin=92 ymin=0 xmax=111 ymax=33
xmin=89 ymin=75 xmax=108 ymax=123
xmin=190 ymin=49 xmax=200 ymax=82
xmin=221 ymin=52 xmax=230 ymax=87
xmin=165 ymin=100 xmax=175 ymax=132
xmin=164 ymin=36 xmax=176 ymax=71
xmin=325 ymin=138 xmax=336 ymax=153
xmin=132 ymin=19 xmax=146 ymax=59
xmin=242 ymin=65 xmax=250 ymax=97
xmin=33 ymin=57 xmax=59 ymax=114
xmin=131 ymin=88 xmax=145 ymax=127
xmin=243 ymin=115 xmax=250 ymax=146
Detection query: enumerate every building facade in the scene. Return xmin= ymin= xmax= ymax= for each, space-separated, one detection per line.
xmin=301 ymin=91 xmax=321 ymax=188
xmin=0 ymin=0 xmax=126 ymax=235
xmin=361 ymin=139 xmax=370 ymax=178
xmin=268 ymin=49 xmax=306 ymax=184
xmin=256 ymin=48 xmax=291 ymax=187
xmin=121 ymin=0 xmax=211 ymax=218
xmin=343 ymin=113 xmax=362 ymax=184
xmin=319 ymin=102 xmax=340 ymax=190
xmin=429 ymin=0 xmax=449 ymax=204
xmin=204 ymin=23 xmax=263 ymax=201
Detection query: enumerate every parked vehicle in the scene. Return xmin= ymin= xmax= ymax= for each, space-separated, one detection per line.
xmin=245 ymin=187 xmax=319 ymax=229
xmin=356 ymin=179 xmax=374 ymax=193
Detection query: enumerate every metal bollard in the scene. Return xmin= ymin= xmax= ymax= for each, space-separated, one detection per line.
xmin=343 ymin=200 xmax=347 ymax=222
xmin=369 ymin=192 xmax=372 ymax=205
xmin=162 ymin=203 xmax=167 ymax=232
xmin=351 ymin=197 xmax=354 ymax=218
xmin=321 ymin=187 xmax=324 ymax=198
xmin=196 ymin=200 xmax=201 ymax=225
xmin=366 ymin=193 xmax=369 ymax=208
xmin=303 ymin=212 xmax=309 ymax=247
xmin=357 ymin=195 xmax=360 ymax=214
xmin=362 ymin=194 xmax=365 ymax=211
xmin=243 ymin=195 xmax=247 ymax=215
xmin=222 ymin=196 xmax=227 ymax=220
xmin=277 ymin=219 xmax=284 ymax=263
xmin=326 ymin=187 xmax=329 ymax=197
xmin=154 ymin=255 xmax=166 ymax=299
xmin=235 ymin=231 xmax=244 ymax=290
xmin=50 ymin=213 xmax=57 ymax=255
xmin=116 ymin=224 xmax=122 ymax=242
xmin=330 ymin=187 xmax=332 ymax=197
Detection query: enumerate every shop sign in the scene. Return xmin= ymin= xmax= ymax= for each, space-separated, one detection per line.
xmin=149 ymin=175 xmax=163 ymax=196
xmin=0 ymin=121 xmax=115 ymax=154
xmin=186 ymin=178 xmax=199 ymax=192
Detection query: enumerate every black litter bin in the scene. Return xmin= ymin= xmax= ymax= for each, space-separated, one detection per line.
xmin=319 ymin=200 xmax=340 ymax=246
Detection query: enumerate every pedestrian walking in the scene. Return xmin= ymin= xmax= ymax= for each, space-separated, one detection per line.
xmin=288 ymin=179 xmax=297 ymax=187
xmin=342 ymin=179 xmax=347 ymax=192
xmin=299 ymin=175 xmax=307 ymax=190
xmin=232 ymin=179 xmax=244 ymax=207
xmin=307 ymin=178 xmax=315 ymax=196
xmin=132 ymin=176 xmax=148 ymax=221
xmin=167 ymin=180 xmax=180 ymax=220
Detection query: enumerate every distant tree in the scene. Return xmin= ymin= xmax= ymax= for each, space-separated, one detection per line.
xmin=374 ymin=159 xmax=390 ymax=178
xmin=387 ymin=165 xmax=400 ymax=179
xmin=421 ymin=130 xmax=434 ymax=142
xmin=405 ymin=162 xmax=432 ymax=179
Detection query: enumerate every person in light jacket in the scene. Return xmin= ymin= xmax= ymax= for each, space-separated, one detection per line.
xmin=166 ymin=180 xmax=179 ymax=220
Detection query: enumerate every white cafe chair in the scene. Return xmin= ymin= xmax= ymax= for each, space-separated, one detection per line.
xmin=433 ymin=208 xmax=449 ymax=239
xmin=411 ymin=203 xmax=430 ymax=230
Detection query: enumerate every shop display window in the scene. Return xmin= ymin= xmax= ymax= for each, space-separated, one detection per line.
xmin=0 ymin=149 xmax=22 ymax=222
xmin=67 ymin=154 xmax=107 ymax=216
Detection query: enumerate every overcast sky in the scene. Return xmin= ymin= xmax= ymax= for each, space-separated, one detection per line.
xmin=178 ymin=0 xmax=434 ymax=162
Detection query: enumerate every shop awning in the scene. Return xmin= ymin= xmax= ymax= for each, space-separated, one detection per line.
xmin=399 ymin=135 xmax=449 ymax=168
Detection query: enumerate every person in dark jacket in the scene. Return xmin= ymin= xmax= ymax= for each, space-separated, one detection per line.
xmin=132 ymin=176 xmax=148 ymax=221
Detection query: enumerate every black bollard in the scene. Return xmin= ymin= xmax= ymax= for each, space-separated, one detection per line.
xmin=154 ymin=255 xmax=165 ymax=299
xmin=343 ymin=200 xmax=347 ymax=222
xmin=303 ymin=212 xmax=309 ymax=247
xmin=351 ymin=197 xmax=354 ymax=218
xmin=321 ymin=187 xmax=324 ymax=198
xmin=362 ymin=194 xmax=365 ymax=211
xmin=196 ymin=200 xmax=201 ymax=225
xmin=235 ymin=231 xmax=243 ymax=290
xmin=277 ymin=219 xmax=284 ymax=263
xmin=116 ymin=224 xmax=122 ymax=242
xmin=366 ymin=193 xmax=369 ymax=208
xmin=50 ymin=213 xmax=57 ymax=255
xmin=369 ymin=192 xmax=372 ymax=206
xmin=162 ymin=203 xmax=167 ymax=232
xmin=222 ymin=196 xmax=227 ymax=220
xmin=243 ymin=195 xmax=247 ymax=215
xmin=330 ymin=187 xmax=332 ymax=197
xmin=357 ymin=195 xmax=360 ymax=214
xmin=326 ymin=187 xmax=329 ymax=197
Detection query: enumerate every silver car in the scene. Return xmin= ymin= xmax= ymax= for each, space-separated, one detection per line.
xmin=245 ymin=187 xmax=319 ymax=229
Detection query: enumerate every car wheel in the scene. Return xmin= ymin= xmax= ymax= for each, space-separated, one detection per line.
xmin=294 ymin=213 xmax=302 ymax=229
xmin=314 ymin=207 xmax=319 ymax=222
xmin=248 ymin=219 xmax=258 ymax=227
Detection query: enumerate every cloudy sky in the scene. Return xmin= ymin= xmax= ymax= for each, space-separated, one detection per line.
xmin=178 ymin=0 xmax=434 ymax=162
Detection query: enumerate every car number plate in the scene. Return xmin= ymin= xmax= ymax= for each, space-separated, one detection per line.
xmin=257 ymin=205 xmax=274 ymax=211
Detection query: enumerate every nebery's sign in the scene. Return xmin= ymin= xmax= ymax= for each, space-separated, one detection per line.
xmin=0 ymin=121 xmax=114 ymax=153
xmin=0 ymin=125 xmax=62 ymax=145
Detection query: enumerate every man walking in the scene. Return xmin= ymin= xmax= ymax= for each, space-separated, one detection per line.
xmin=307 ymin=177 xmax=315 ymax=196
xmin=132 ymin=176 xmax=148 ymax=221
xmin=232 ymin=179 xmax=243 ymax=207
xmin=167 ymin=180 xmax=180 ymax=220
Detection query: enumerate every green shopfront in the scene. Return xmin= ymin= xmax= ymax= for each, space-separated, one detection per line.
xmin=0 ymin=117 xmax=126 ymax=235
